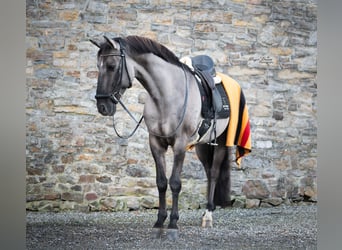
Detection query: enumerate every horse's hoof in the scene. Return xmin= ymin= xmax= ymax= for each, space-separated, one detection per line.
xmin=202 ymin=209 xmax=213 ymax=228
xmin=201 ymin=219 xmax=213 ymax=228
xmin=151 ymin=228 xmax=163 ymax=239
xmin=166 ymin=229 xmax=179 ymax=241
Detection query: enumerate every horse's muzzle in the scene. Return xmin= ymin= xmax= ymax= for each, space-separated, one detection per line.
xmin=97 ymin=101 xmax=116 ymax=116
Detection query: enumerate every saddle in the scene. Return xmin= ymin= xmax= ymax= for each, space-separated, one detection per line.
xmin=190 ymin=55 xmax=230 ymax=144
xmin=191 ymin=55 xmax=230 ymax=120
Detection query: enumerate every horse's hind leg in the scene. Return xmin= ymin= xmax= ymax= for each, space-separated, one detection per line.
xmin=214 ymin=147 xmax=231 ymax=208
xmin=149 ymin=136 xmax=168 ymax=238
xmin=196 ymin=135 xmax=229 ymax=228
xmin=195 ymin=143 xmax=215 ymax=227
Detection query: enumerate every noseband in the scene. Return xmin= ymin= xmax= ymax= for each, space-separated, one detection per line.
xmin=95 ymin=40 xmax=132 ymax=104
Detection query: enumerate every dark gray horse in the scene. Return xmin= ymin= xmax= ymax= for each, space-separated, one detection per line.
xmin=90 ymin=35 xmax=234 ymax=240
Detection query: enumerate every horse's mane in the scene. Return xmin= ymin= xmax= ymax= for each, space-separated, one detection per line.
xmin=115 ymin=35 xmax=186 ymax=69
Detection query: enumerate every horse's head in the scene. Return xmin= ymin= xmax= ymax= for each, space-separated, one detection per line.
xmin=90 ymin=36 xmax=133 ymax=116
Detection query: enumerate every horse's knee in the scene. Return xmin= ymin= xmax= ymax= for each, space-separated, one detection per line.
xmin=169 ymin=177 xmax=181 ymax=193
xmin=157 ymin=176 xmax=168 ymax=193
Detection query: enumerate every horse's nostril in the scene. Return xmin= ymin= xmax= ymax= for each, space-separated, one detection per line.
xmin=99 ymin=104 xmax=107 ymax=114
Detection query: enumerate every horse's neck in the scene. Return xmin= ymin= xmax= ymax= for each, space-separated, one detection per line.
xmin=134 ymin=54 xmax=186 ymax=105
xmin=132 ymin=54 xmax=189 ymax=132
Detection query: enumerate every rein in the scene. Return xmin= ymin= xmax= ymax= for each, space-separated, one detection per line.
xmin=110 ymin=92 xmax=144 ymax=139
xmin=113 ymin=64 xmax=189 ymax=139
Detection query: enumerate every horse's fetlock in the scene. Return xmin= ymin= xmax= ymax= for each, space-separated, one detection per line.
xmin=170 ymin=212 xmax=179 ymax=221
xmin=206 ymin=203 xmax=216 ymax=211
xmin=158 ymin=210 xmax=168 ymax=220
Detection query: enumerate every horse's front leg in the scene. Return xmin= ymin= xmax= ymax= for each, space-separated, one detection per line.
xmin=167 ymin=148 xmax=186 ymax=240
xmin=149 ymin=136 xmax=168 ymax=238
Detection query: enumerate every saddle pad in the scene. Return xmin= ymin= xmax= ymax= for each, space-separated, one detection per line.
xmin=217 ymin=72 xmax=251 ymax=166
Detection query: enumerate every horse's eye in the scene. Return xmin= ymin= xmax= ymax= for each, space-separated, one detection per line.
xmin=107 ymin=64 xmax=115 ymax=71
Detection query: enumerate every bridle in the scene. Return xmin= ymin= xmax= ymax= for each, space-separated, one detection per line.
xmin=94 ymin=39 xmax=143 ymax=139
xmin=94 ymin=39 xmax=132 ymax=104
xmin=94 ymin=38 xmax=189 ymax=139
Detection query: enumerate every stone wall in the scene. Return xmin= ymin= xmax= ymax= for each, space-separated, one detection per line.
xmin=26 ymin=0 xmax=317 ymax=212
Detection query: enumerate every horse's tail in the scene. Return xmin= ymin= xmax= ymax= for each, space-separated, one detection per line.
xmin=214 ymin=150 xmax=231 ymax=208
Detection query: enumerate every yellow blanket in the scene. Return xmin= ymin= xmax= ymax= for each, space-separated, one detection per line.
xmin=217 ymin=72 xmax=252 ymax=166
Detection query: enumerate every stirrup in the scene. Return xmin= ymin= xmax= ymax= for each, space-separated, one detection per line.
xmin=208 ymin=142 xmax=218 ymax=146
xmin=208 ymin=137 xmax=218 ymax=146
xmin=208 ymin=139 xmax=218 ymax=146
xmin=207 ymin=115 xmax=218 ymax=146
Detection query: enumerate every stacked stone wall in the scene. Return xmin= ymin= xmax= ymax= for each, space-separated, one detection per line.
xmin=26 ymin=0 xmax=317 ymax=211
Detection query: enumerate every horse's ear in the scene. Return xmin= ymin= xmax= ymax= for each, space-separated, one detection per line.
xmin=103 ymin=36 xmax=119 ymax=50
xmin=89 ymin=39 xmax=100 ymax=48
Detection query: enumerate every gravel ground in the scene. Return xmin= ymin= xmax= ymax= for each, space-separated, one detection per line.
xmin=26 ymin=204 xmax=317 ymax=250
